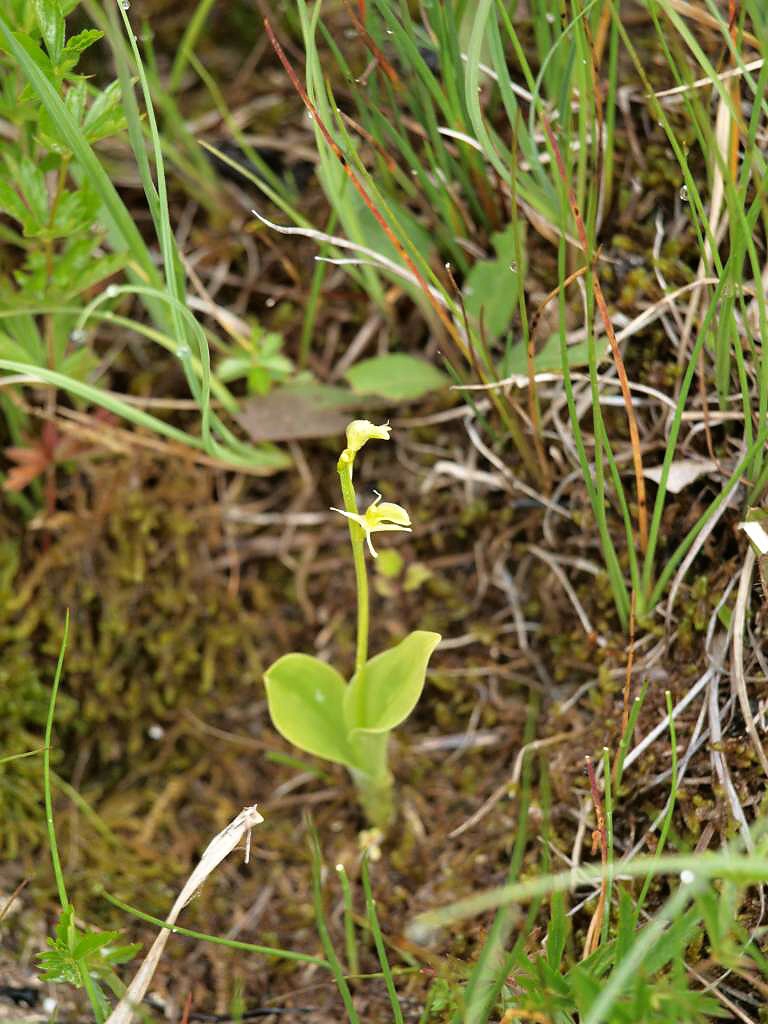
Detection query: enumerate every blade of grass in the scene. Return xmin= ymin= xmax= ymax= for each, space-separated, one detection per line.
xmin=636 ymin=691 xmax=679 ymax=914
xmin=101 ymin=891 xmax=329 ymax=967
xmin=335 ymin=863 xmax=360 ymax=978
xmin=169 ymin=0 xmax=217 ymax=91
xmin=0 ymin=359 xmax=286 ymax=470
xmin=43 ymin=611 xmax=70 ymax=911
xmin=308 ymin=824 xmax=362 ymax=1024
xmin=361 ymin=856 xmax=404 ymax=1024
xmin=413 ymin=848 xmax=768 ymax=932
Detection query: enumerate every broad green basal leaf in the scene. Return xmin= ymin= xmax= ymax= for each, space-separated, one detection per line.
xmin=344 ymin=354 xmax=449 ymax=402
xmin=463 ymin=222 xmax=523 ymax=341
xmin=264 ymin=654 xmax=355 ymax=768
xmin=344 ymin=630 xmax=440 ymax=735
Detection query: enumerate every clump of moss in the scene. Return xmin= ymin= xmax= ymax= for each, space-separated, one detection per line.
xmin=1 ymin=456 xmax=279 ymax=859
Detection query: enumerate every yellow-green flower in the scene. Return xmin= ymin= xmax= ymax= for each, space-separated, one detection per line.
xmin=332 ymin=491 xmax=411 ymax=558
xmin=344 ymin=420 xmax=391 ymax=456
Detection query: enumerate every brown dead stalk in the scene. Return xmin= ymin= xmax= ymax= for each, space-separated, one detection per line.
xmin=582 ymin=756 xmax=608 ymax=959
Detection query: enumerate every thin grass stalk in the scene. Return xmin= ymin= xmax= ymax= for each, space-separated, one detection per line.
xmin=101 ymin=892 xmax=328 ymax=967
xmin=112 ymin=4 xmax=266 ymax=467
xmin=361 ymin=857 xmax=404 ymax=1024
xmin=115 ymin=4 xmax=208 ymax=435
xmin=510 ymin=123 xmax=550 ymax=489
xmin=293 ymin=4 xmax=544 ymax=482
xmin=188 ymin=53 xmax=294 ymax=204
xmin=554 ymin=234 xmax=629 ymax=625
xmin=601 ymin=746 xmax=614 ymax=947
xmin=169 ymin=0 xmax=216 ymax=91
xmin=612 ymin=10 xmax=752 ymax=607
xmin=43 ymin=617 xmax=110 ymax=1023
xmin=582 ymin=883 xmax=698 ymax=1024
xmin=43 ymin=613 xmax=70 ymax=912
xmin=308 ymin=827 xmax=362 ymax=1024
xmin=300 ymin=210 xmax=338 ymax=368
xmin=459 ymin=690 xmax=540 ymax=1024
xmin=613 ymin=684 xmax=650 ymax=793
xmin=0 ymin=359 xmax=219 ymax=455
xmin=266 ymin=14 xmax=464 ymax=357
xmin=543 ymin=117 xmax=648 ymax=555
xmin=414 ymin=849 xmax=768 ymax=934
xmin=335 ymin=864 xmax=360 ymax=978
xmin=649 ymin=424 xmax=768 ymax=607
xmin=636 ymin=691 xmax=679 ymax=914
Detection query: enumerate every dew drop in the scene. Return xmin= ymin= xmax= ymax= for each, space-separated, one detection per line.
xmin=118 ymin=0 xmax=130 ymax=9
xmin=70 ymin=328 xmax=86 ymax=345
xmin=680 ymin=869 xmax=695 ymax=885
xmin=679 ymin=184 xmax=689 ymax=201
xmin=177 ymin=345 xmax=190 ymax=359
xmin=265 ymin=296 xmax=276 ymax=308
xmin=105 ymin=284 xmax=119 ymax=299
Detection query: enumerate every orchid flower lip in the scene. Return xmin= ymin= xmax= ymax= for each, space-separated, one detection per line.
xmin=331 ymin=492 xmax=412 ymax=558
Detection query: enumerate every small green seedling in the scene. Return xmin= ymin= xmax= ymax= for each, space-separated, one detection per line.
xmin=38 ymin=905 xmax=140 ymax=1021
xmin=264 ymin=420 xmax=440 ymax=830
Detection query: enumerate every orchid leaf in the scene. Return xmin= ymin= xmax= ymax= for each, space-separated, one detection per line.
xmin=264 ymin=654 xmax=356 ymax=768
xmin=344 ymin=630 xmax=440 ymax=735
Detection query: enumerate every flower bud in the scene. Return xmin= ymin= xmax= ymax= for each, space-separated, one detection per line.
xmin=345 ymin=420 xmax=391 ymax=456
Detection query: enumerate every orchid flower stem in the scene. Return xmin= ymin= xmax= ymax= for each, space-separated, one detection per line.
xmin=338 ymin=453 xmax=370 ymax=676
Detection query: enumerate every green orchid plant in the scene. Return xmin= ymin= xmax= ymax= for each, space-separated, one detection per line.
xmin=263 ymin=420 xmax=440 ymax=830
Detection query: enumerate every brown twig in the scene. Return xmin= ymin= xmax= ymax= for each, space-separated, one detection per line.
xmin=180 ymin=991 xmax=193 ymax=1024
xmin=543 ymin=118 xmax=648 ymax=553
xmin=342 ymin=0 xmax=400 ymax=87
xmin=582 ymin=756 xmax=608 ymax=959
xmin=0 ymin=878 xmax=29 ymax=923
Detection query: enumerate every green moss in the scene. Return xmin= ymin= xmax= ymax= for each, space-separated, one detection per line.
xmin=0 ymin=457 xmax=280 ymax=864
